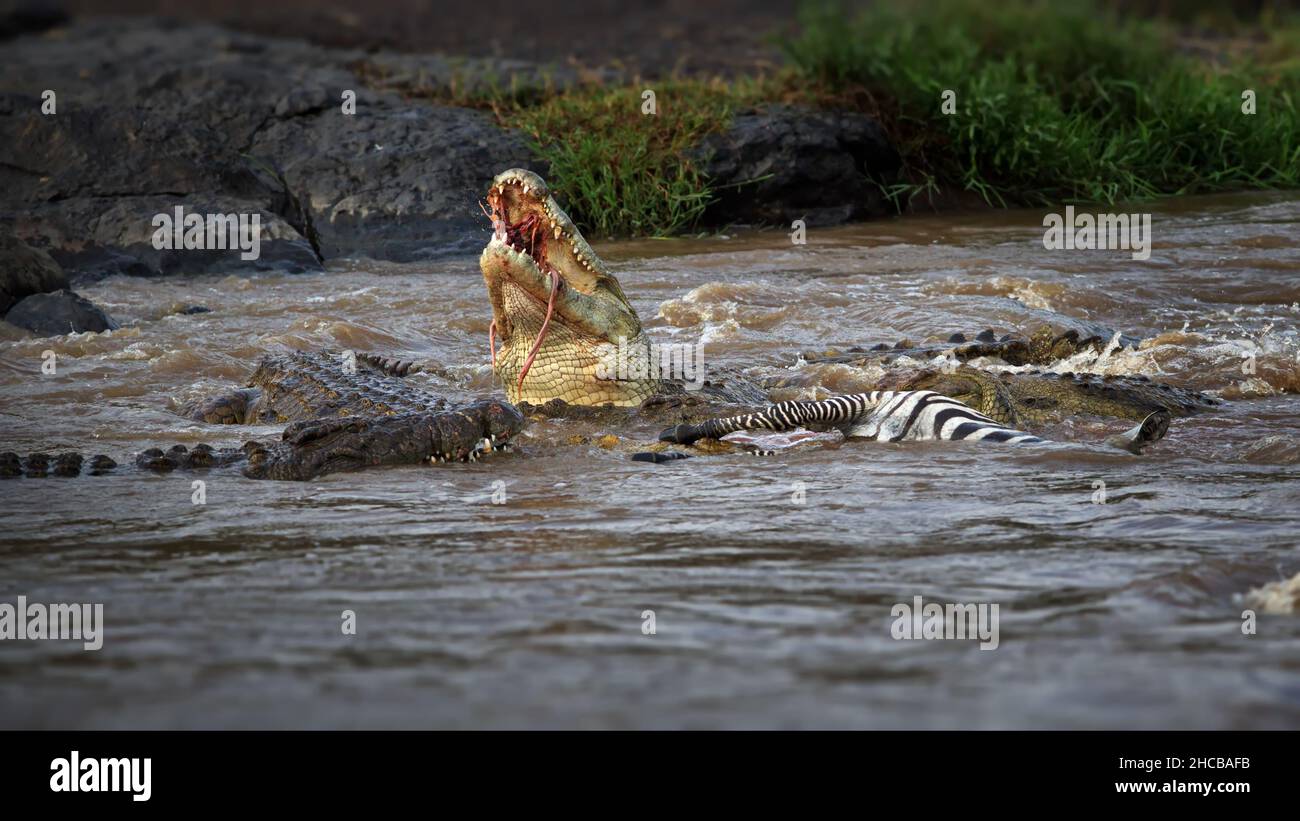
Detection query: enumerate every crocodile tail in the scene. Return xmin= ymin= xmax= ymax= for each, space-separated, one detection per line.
xmin=3 ymin=401 xmax=526 ymax=482
xmin=134 ymin=443 xmax=249 ymax=472
xmin=1 ymin=445 xmax=250 ymax=477
xmin=1 ymin=451 xmax=118 ymax=477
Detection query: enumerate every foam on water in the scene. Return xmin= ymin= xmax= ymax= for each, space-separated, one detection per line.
xmin=2 ymin=190 xmax=1298 ymax=729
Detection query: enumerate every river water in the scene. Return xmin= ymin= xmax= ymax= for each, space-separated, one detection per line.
xmin=2 ymin=192 xmax=1298 ymax=729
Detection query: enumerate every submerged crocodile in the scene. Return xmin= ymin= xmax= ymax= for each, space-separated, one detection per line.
xmin=2 ymin=352 xmax=524 ymax=480
xmin=3 ymin=169 xmax=1220 ymax=480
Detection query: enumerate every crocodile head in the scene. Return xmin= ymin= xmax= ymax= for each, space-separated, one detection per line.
xmin=480 ymin=169 xmax=658 ymax=406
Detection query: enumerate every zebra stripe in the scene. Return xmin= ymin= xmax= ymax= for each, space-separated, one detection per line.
xmin=693 ymin=390 xmax=1045 ymax=446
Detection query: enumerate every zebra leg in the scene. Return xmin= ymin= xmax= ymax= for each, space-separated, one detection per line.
xmin=1104 ymin=410 xmax=1171 ymax=454
xmin=659 ymin=394 xmax=878 ymax=445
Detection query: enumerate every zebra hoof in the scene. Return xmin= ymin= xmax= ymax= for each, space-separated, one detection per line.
xmin=658 ymin=424 xmax=703 ymax=445
xmin=631 ymin=451 xmax=692 ymax=463
xmin=1108 ymin=409 xmax=1172 ymax=454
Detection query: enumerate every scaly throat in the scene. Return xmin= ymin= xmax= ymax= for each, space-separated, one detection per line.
xmin=481 ymin=196 xmax=562 ymax=395
xmin=479 ymin=169 xmax=658 ymax=407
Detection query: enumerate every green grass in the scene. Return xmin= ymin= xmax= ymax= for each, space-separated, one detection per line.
xmin=370 ymin=0 xmax=1300 ymax=235
xmin=352 ymin=58 xmax=759 ymax=236
xmin=505 ymin=81 xmax=764 ymax=237
xmin=778 ymin=0 xmax=1300 ymax=209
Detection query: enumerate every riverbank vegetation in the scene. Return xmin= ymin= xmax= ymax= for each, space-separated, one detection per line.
xmin=782 ymin=0 xmax=1300 ymax=210
xmin=444 ymin=0 xmax=1300 ymax=236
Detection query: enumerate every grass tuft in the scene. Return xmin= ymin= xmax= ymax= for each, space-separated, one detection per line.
xmin=506 ymin=81 xmax=760 ymax=237
xmin=778 ymin=0 xmax=1300 ymax=208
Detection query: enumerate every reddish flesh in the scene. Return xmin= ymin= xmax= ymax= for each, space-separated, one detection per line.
xmin=517 ymin=268 xmax=559 ymax=397
xmin=480 ymin=190 xmax=562 ymax=396
xmin=489 ymin=319 xmax=498 ymax=368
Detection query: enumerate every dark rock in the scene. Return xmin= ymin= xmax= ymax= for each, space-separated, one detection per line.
xmin=0 ymin=17 xmax=906 ymax=267
xmin=248 ymin=102 xmax=541 ymax=260
xmin=0 ymin=92 xmax=324 ymax=278
xmin=0 ymin=232 xmax=68 ymax=314
xmin=693 ymin=104 xmax=900 ymax=227
xmin=0 ymin=18 xmax=545 ymax=273
xmin=4 ymin=289 xmax=118 ymax=335
xmin=0 ymin=1 xmax=67 ymax=42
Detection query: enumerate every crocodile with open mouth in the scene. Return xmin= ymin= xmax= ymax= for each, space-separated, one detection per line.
xmin=480 ymin=168 xmax=766 ymax=412
xmin=2 ymin=170 xmax=1220 ymax=479
xmin=478 ymin=169 xmax=1217 ymax=436
xmin=481 ymin=170 xmax=652 ymax=407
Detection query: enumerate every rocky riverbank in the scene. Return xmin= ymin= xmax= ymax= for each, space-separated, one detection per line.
xmin=1 ymin=14 xmax=898 ymax=336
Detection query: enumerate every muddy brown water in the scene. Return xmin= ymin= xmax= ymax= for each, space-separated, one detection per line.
xmin=2 ymin=191 xmax=1299 ymax=729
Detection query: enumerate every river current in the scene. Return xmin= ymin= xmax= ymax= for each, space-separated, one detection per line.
xmin=2 ymin=191 xmax=1298 ymax=728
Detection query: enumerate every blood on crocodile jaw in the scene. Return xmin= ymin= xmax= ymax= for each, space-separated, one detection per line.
xmin=479 ymin=169 xmax=657 ymax=408
xmin=482 ymin=187 xmax=565 ymax=396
